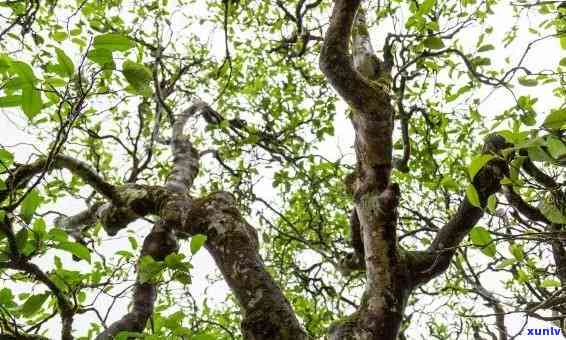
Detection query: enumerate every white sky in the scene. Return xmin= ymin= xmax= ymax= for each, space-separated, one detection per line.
xmin=0 ymin=0 xmax=565 ymax=338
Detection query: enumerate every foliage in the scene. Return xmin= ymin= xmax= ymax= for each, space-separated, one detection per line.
xmin=0 ymin=0 xmax=565 ymax=339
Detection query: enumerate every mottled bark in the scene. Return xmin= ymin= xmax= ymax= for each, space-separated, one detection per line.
xmin=162 ymin=192 xmax=307 ymax=339
xmin=321 ymin=1 xmax=410 ymax=338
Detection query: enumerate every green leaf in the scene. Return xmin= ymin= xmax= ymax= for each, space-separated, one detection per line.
xmin=21 ymin=84 xmax=42 ymax=119
xmin=0 ymin=288 xmax=13 ymax=305
xmin=138 ymin=255 xmax=166 ymax=283
xmin=546 ymin=136 xmax=566 ymax=159
xmin=468 ymin=154 xmax=494 ymax=179
xmin=173 ymin=271 xmax=191 ymax=285
xmin=48 ymin=228 xmax=69 ymax=243
xmin=122 ymin=60 xmax=152 ymax=91
xmin=496 ymin=258 xmax=516 ymax=269
xmin=469 ymin=226 xmax=495 ymax=257
xmin=57 ymin=241 xmax=91 ymax=262
xmin=9 ymin=62 xmax=42 ymax=118
xmin=87 ymin=48 xmax=115 ymax=69
xmin=128 ymin=236 xmax=138 ymax=250
xmin=477 ymin=44 xmax=495 ymax=52
xmin=52 ymin=31 xmax=67 ymax=42
xmin=15 ymin=227 xmax=28 ymax=251
xmin=54 ymin=48 xmax=74 ymax=78
xmin=423 ymin=37 xmax=445 ymax=49
xmin=509 ymin=243 xmax=524 ymax=261
xmin=487 ymin=194 xmax=497 ymax=213
xmin=540 ymin=199 xmax=566 ymax=224
xmin=516 ymin=268 xmax=529 ymax=283
xmin=417 ymin=0 xmax=436 ymax=15
xmin=518 ymin=76 xmax=538 ymax=87
xmin=192 ymin=334 xmax=216 ymax=340
xmin=527 ymin=146 xmax=553 ymax=162
xmin=0 ymin=148 xmax=14 ymax=169
xmin=93 ymin=33 xmax=134 ymax=52
xmin=560 ymin=57 xmax=566 ymax=67
xmin=509 ymin=156 xmax=527 ymax=182
xmin=541 ymin=279 xmax=561 ymax=288
xmin=543 ymin=109 xmax=566 ymax=131
xmin=0 ymin=95 xmax=21 ymax=107
xmin=466 ymin=184 xmax=481 ymax=208
xmin=11 ymin=61 xmax=36 ymax=84
xmin=20 ymin=189 xmax=42 ymax=223
xmin=440 ymin=176 xmax=459 ymax=191
xmin=20 ymin=293 xmax=48 ymax=317
xmin=190 ymin=234 xmax=207 ymax=254
xmin=472 ymin=57 xmax=491 ymax=66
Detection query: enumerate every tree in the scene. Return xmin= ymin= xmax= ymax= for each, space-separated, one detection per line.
xmin=0 ymin=0 xmax=565 ymax=338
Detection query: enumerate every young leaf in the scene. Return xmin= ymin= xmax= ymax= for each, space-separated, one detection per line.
xmin=93 ymin=33 xmax=134 ymax=52
xmin=22 ymin=86 xmax=42 ymax=119
xmin=122 ymin=60 xmax=152 ymax=91
xmin=54 ymin=48 xmax=75 ymax=77
xmin=440 ymin=176 xmax=459 ymax=191
xmin=57 ymin=241 xmax=91 ymax=262
xmin=20 ymin=293 xmax=48 ymax=317
xmin=87 ymin=48 xmax=115 ymax=69
xmin=0 ymin=149 xmax=14 ymax=169
xmin=541 ymin=279 xmax=561 ymax=288
xmin=423 ymin=37 xmax=445 ymax=49
xmin=0 ymin=95 xmax=21 ymax=108
xmin=417 ymin=0 xmax=436 ymax=15
xmin=487 ymin=194 xmax=497 ymax=213
xmin=543 ymin=108 xmax=566 ymax=131
xmin=509 ymin=243 xmax=524 ymax=261
xmin=540 ymin=199 xmax=566 ymax=224
xmin=466 ymin=184 xmax=481 ymax=208
xmin=20 ymin=189 xmax=42 ymax=223
xmin=477 ymin=44 xmax=495 ymax=52
xmin=468 ymin=154 xmax=493 ymax=179
xmin=11 ymin=61 xmax=36 ymax=84
xmin=469 ymin=226 xmax=496 ymax=257
xmin=138 ymin=255 xmax=166 ymax=283
xmin=546 ymin=136 xmax=566 ymax=159
xmin=527 ymin=146 xmax=553 ymax=162
xmin=517 ymin=76 xmax=538 ymax=87
xmin=190 ymin=234 xmax=207 ymax=254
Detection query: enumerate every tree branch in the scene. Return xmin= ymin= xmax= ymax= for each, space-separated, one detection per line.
xmin=409 ymin=135 xmax=509 ymax=284
xmin=95 ymin=220 xmax=177 ymax=340
xmin=161 ymin=192 xmax=307 ymax=339
xmin=165 ymin=100 xmax=208 ymax=194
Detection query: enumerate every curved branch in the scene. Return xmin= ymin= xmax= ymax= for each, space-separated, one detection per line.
xmin=409 ymin=135 xmax=509 ymax=285
xmin=1 ymin=155 xmax=118 ymax=206
xmin=162 ymin=192 xmax=307 ymax=339
xmin=165 ymin=100 xmax=208 ymax=194
xmin=319 ymin=0 xmax=391 ymax=118
xmin=95 ymin=220 xmax=177 ymax=340
xmin=520 ymin=153 xmax=559 ymax=189
xmin=502 ymin=185 xmax=549 ymax=223
xmin=1 ymin=259 xmax=74 ymax=340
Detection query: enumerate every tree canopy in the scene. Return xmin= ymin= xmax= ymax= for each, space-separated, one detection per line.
xmin=0 ymin=0 xmax=565 ymax=339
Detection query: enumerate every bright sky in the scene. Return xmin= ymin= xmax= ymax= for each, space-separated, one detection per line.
xmin=0 ymin=0 xmax=564 ymax=338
